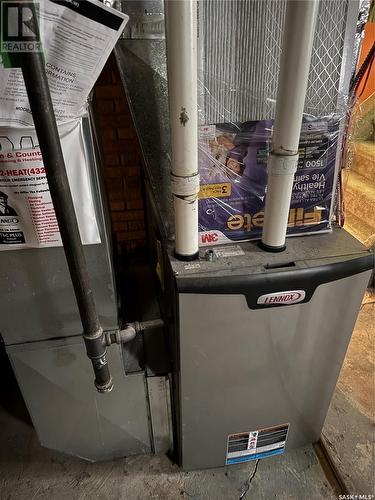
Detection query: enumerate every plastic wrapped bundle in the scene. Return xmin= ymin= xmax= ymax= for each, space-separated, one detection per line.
xmin=117 ymin=0 xmax=359 ymax=243
xmin=196 ymin=0 xmax=358 ymax=245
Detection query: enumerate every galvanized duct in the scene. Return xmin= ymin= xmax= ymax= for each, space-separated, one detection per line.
xmin=118 ymin=0 xmax=357 ymax=237
xmin=198 ymin=0 xmax=350 ymax=125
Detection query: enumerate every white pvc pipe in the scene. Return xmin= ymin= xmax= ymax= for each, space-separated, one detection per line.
xmin=165 ymin=0 xmax=199 ymax=259
xmin=261 ymin=0 xmax=319 ymax=250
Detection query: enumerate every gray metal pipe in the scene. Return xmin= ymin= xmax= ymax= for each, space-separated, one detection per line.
xmin=20 ymin=50 xmax=113 ymax=393
xmin=134 ymin=318 xmax=165 ymax=332
xmin=104 ymin=319 xmax=165 ymax=346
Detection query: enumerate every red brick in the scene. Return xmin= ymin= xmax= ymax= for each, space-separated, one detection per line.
xmin=106 ymin=167 xmax=124 ymax=178
xmin=111 ymin=210 xmax=144 ymax=222
xmin=117 ymin=230 xmax=146 ymax=241
xmin=126 ymin=199 xmax=143 ymax=210
xmin=95 ymin=85 xmax=123 ymax=99
xmin=112 ymin=221 xmax=128 ymax=231
xmin=121 ymin=159 xmax=142 ymax=171
xmin=123 ymin=143 xmax=141 ymax=155
xmin=95 ymin=100 xmax=114 ymax=115
xmin=111 ymin=70 xmax=118 ymax=84
xmin=110 ymin=201 xmax=125 ymax=211
xmin=125 ymin=188 xmax=142 ymax=201
xmin=102 ymin=139 xmax=135 ymax=154
xmin=125 ymin=177 xmax=141 ymax=190
xmin=105 ymin=178 xmax=122 ymax=190
xmin=101 ymin=129 xmax=116 ymax=142
xmin=109 ymin=189 xmax=125 ymax=201
xmin=103 ymin=153 xmax=120 ymax=166
xmin=124 ymin=179 xmax=142 ymax=199
xmin=117 ymin=127 xmax=134 ymax=139
xmin=93 ymin=55 xmax=146 ymax=256
xmin=127 ymin=220 xmax=145 ymax=231
xmin=97 ymin=113 xmax=133 ymax=128
xmin=123 ymin=165 xmax=141 ymax=177
xmin=123 ymin=240 xmax=146 ymax=253
xmin=114 ymin=99 xmax=128 ymax=113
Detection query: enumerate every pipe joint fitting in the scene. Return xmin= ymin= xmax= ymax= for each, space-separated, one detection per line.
xmin=268 ymin=153 xmax=298 ymax=175
xmin=83 ymin=327 xmax=103 ymax=341
xmin=171 ymin=172 xmax=200 ymax=197
xmin=119 ymin=324 xmax=137 ymax=343
xmin=103 ymin=319 xmax=165 ymax=346
xmin=95 ymin=376 xmax=113 ymax=393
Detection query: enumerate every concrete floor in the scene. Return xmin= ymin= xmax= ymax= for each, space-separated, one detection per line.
xmin=0 ymin=413 xmax=335 ymax=500
xmin=0 ymin=297 xmax=374 ymax=499
xmin=322 ymin=296 xmax=375 ymax=495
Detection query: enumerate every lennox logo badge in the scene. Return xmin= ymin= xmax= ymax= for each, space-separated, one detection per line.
xmin=257 ymin=290 xmax=306 ymax=306
xmin=201 ymin=232 xmax=219 ymax=244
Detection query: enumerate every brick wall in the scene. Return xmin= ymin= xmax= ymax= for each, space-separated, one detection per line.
xmin=93 ymin=54 xmax=146 ymax=256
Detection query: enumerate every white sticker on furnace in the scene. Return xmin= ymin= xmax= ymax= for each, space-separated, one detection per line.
xmin=214 ymin=245 xmax=245 ymax=258
xmin=247 ymin=431 xmax=258 ymax=450
xmin=184 ymin=263 xmax=201 ymax=270
xmin=226 ymin=423 xmax=289 ymax=465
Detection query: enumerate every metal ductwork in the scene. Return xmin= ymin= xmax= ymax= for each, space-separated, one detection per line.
xmin=198 ymin=0 xmax=354 ymax=123
xmin=12 ymin=8 xmax=113 ymax=392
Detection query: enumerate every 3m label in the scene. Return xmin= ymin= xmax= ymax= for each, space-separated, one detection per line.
xmin=199 ymin=183 xmax=232 ymax=199
xmin=214 ymin=245 xmax=245 ymax=258
xmin=226 ymin=423 xmax=289 ymax=465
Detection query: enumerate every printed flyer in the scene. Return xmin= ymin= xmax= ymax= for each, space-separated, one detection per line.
xmin=0 ymin=0 xmax=125 ymax=250
xmin=198 ymin=116 xmax=339 ymax=245
xmin=0 ymin=120 xmax=100 ymax=250
xmin=0 ymin=0 xmax=128 ymax=126
xmin=0 ymin=149 xmax=57 ymax=246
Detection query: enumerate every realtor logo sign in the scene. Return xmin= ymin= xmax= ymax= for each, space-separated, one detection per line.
xmin=1 ymin=1 xmax=41 ymax=52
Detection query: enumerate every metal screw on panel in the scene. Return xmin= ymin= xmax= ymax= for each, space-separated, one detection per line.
xmin=205 ymin=249 xmax=215 ymax=262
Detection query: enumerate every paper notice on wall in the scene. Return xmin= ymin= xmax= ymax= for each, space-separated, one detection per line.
xmin=0 ymin=0 xmax=128 ymax=126
xmin=0 ymin=150 xmax=59 ymax=246
xmin=0 ymin=119 xmax=100 ymax=249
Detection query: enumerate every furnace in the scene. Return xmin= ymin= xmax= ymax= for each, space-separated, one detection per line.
xmin=0 ymin=0 xmax=373 ymax=474
xmin=157 ymin=228 xmax=373 ymax=469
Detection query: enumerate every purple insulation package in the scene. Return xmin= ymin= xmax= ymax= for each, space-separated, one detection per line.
xmin=198 ymin=116 xmax=340 ymax=246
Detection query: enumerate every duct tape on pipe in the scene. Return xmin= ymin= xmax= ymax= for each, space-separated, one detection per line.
xmin=268 ymin=154 xmax=298 ymax=175
xmin=171 ymin=173 xmax=200 ymax=196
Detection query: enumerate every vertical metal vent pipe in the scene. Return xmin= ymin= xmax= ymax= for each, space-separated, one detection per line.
xmin=260 ymin=0 xmax=319 ymax=252
xmin=20 ymin=49 xmax=113 ymax=393
xmin=165 ymin=0 xmax=200 ymax=260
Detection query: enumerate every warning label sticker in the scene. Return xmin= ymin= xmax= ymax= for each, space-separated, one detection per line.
xmin=199 ymin=183 xmax=232 ymax=199
xmin=213 ymin=245 xmax=245 ymax=258
xmin=226 ymin=423 xmax=289 ymax=465
xmin=198 ymin=125 xmax=216 ymax=141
